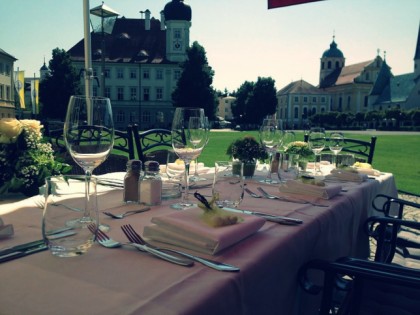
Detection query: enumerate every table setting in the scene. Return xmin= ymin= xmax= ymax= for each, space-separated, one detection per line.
xmin=0 ymin=107 xmax=399 ymax=315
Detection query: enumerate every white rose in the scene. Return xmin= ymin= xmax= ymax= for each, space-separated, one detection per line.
xmin=20 ymin=119 xmax=43 ymax=136
xmin=0 ymin=118 xmax=22 ymax=143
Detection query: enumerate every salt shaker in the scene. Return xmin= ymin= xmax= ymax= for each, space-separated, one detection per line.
xmin=140 ymin=161 xmax=162 ymax=206
xmin=123 ymin=159 xmax=142 ymax=204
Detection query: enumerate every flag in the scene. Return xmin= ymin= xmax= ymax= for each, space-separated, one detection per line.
xmin=15 ymin=70 xmax=25 ymax=109
xmin=31 ymin=79 xmax=39 ymax=114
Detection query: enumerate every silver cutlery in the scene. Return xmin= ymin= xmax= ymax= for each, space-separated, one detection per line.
xmin=103 ymin=207 xmax=151 ymax=219
xmin=222 ymin=207 xmax=303 ymax=225
xmin=245 ymin=187 xmax=262 ymax=198
xmin=121 ymin=224 xmax=240 ymax=272
xmin=88 ymin=224 xmax=194 ymax=267
xmin=257 ymin=186 xmax=328 ymax=207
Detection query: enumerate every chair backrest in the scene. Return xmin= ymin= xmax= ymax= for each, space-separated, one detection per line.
xmin=132 ymin=124 xmax=172 ymax=165
xmin=114 ymin=125 xmax=135 ymax=160
xmin=299 ymin=257 xmax=420 ymax=315
xmin=304 ymin=134 xmax=377 ymax=164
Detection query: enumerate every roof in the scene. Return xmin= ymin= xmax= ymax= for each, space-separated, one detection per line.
xmin=374 ymin=73 xmax=416 ymax=105
xmin=68 ymin=17 xmax=172 ymax=65
xmin=322 ymin=40 xmax=344 ymax=58
xmin=370 ymin=60 xmax=393 ymax=95
xmin=0 ymin=48 xmax=17 ymax=61
xmin=320 ymin=60 xmax=373 ymax=88
xmin=164 ymin=0 xmax=192 ymax=21
xmin=415 ymin=22 xmax=420 ymax=60
xmin=277 ymin=79 xmax=324 ymax=95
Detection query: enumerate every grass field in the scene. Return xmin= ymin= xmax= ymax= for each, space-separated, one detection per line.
xmin=197 ymin=131 xmax=420 ymax=195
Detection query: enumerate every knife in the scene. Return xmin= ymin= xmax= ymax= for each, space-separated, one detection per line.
xmin=0 ymin=243 xmax=48 ymax=263
xmin=222 ymin=207 xmax=303 ymax=225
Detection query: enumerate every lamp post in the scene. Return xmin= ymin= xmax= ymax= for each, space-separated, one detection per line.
xmin=90 ymin=2 xmax=119 ymax=97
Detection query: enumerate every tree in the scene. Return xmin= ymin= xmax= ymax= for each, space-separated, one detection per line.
xmin=172 ymin=41 xmax=217 ymax=120
xmin=232 ymin=81 xmax=254 ymax=123
xmin=39 ymin=48 xmax=80 ymax=120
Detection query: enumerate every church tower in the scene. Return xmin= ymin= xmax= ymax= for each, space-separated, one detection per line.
xmin=414 ymin=22 xmax=420 ymax=80
xmin=40 ymin=58 xmax=48 ymax=81
xmin=163 ymin=0 xmax=191 ymax=63
xmin=319 ymin=36 xmax=345 ymax=86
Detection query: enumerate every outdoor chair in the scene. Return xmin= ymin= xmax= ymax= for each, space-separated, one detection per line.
xmin=299 ymin=256 xmax=420 ymax=315
xmin=132 ymin=124 xmax=172 ymax=166
xmin=304 ymin=134 xmax=377 ymax=164
xmin=46 ymin=124 xmax=134 ymax=175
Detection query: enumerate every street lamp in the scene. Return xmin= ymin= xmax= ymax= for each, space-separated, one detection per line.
xmin=90 ymin=2 xmax=119 ymax=97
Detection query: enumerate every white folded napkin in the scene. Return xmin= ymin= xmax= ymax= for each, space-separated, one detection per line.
xmin=143 ymin=208 xmax=265 ymax=255
xmin=0 ymin=217 xmax=14 ymax=239
xmin=354 ymin=167 xmax=381 ymax=176
xmin=325 ymin=169 xmax=368 ymax=183
xmin=279 ymin=179 xmax=342 ymax=199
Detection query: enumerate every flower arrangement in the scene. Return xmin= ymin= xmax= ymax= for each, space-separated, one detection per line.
xmin=284 ymin=141 xmax=314 ymax=159
xmin=0 ymin=118 xmax=70 ymax=196
xmin=226 ymin=135 xmax=268 ymax=163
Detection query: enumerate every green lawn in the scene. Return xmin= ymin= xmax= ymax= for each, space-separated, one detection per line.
xmin=197 ymin=131 xmax=420 ymax=195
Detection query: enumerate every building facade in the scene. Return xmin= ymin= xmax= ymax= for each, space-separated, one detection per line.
xmin=67 ymin=0 xmax=192 ymax=130
xmin=0 ymin=48 xmax=17 ymax=118
xmin=217 ymin=95 xmax=235 ymax=121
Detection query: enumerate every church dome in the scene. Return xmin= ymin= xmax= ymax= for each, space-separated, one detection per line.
xmin=163 ymin=0 xmax=191 ymax=21
xmin=322 ymin=40 xmax=344 ymax=58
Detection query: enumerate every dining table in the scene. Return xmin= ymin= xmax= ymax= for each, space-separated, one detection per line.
xmin=0 ymin=167 xmax=397 ymax=315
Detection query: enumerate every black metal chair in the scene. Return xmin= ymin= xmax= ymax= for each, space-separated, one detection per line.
xmin=132 ymin=124 xmax=172 ymax=166
xmin=299 ymin=256 xmax=420 ymax=315
xmin=304 ymin=134 xmax=377 ymax=164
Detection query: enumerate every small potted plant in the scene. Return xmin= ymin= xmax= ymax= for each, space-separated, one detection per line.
xmin=284 ymin=141 xmax=314 ymax=170
xmin=226 ymin=135 xmax=268 ymax=177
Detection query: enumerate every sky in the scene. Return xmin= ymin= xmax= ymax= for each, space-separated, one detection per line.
xmin=1 ymin=0 xmax=419 ymax=92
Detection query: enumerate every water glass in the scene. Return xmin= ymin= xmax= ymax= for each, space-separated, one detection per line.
xmin=42 ymin=175 xmax=98 ymax=257
xmin=212 ymin=161 xmax=244 ymax=208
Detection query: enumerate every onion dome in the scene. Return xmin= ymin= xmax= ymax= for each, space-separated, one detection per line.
xmin=322 ymin=39 xmax=344 ymax=58
xmin=163 ymin=0 xmax=191 ymax=21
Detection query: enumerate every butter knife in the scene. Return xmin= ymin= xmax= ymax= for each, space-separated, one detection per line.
xmin=223 ymin=207 xmax=303 ymax=225
xmin=0 ymin=243 xmax=48 ymax=263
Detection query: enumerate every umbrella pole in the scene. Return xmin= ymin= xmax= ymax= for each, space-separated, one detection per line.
xmin=83 ymin=0 xmax=93 ymax=99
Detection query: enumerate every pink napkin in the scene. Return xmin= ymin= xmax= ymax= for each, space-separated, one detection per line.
xmin=143 ymin=208 xmax=265 ymax=255
xmin=279 ymin=179 xmax=342 ymax=199
xmin=325 ymin=169 xmax=368 ymax=183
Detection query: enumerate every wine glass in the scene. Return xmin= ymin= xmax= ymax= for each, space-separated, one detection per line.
xmin=64 ymin=95 xmax=114 ymax=223
xmin=259 ymin=118 xmax=283 ymax=184
xmin=308 ymin=127 xmax=326 ymax=175
xmin=191 ymin=116 xmax=209 ymax=182
xmin=329 ymin=132 xmax=344 ymax=167
xmin=171 ymin=107 xmax=205 ymax=210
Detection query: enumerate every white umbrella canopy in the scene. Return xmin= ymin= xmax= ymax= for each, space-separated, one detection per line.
xmin=268 ymin=0 xmax=324 ymax=9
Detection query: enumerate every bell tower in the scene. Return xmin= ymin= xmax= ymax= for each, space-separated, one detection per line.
xmin=319 ymin=35 xmax=345 ymax=86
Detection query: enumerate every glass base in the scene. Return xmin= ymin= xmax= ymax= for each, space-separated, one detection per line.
xmin=259 ymin=178 xmax=280 ymax=184
xmin=48 ymin=241 xmax=93 ymax=257
xmin=171 ymin=202 xmax=196 ymax=210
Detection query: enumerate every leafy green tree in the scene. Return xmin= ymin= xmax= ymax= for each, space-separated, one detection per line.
xmin=172 ymin=41 xmax=217 ymax=120
xmin=232 ymin=81 xmax=254 ymax=123
xmin=39 ymin=48 xmax=80 ymax=120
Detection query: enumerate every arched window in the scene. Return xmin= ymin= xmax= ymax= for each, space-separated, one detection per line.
xmin=294 ymin=107 xmax=299 ymax=119
xmin=116 ymin=110 xmax=125 ymax=123
xmin=328 ymin=61 xmax=332 ymax=69
xmin=321 ymin=61 xmax=325 ymax=70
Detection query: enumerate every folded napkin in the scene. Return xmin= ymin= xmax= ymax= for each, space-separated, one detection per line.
xmin=0 ymin=217 xmax=14 ymax=239
xmin=162 ymin=162 xmax=210 ymax=175
xmin=354 ymin=167 xmax=381 ymax=176
xmin=143 ymin=208 xmax=265 ymax=255
xmin=325 ymin=169 xmax=368 ymax=183
xmin=279 ymin=179 xmax=342 ymax=199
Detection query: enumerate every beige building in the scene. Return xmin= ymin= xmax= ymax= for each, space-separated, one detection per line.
xmin=0 ymin=48 xmax=17 ymax=118
xmin=217 ymin=95 xmax=235 ymax=120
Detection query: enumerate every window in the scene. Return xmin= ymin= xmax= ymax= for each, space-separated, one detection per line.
xmin=294 ymin=107 xmax=299 ymax=119
xmin=312 ymin=97 xmax=317 ymax=103
xmin=143 ymin=87 xmax=150 ymax=101
xmin=156 ymin=87 xmax=163 ymax=100
xmin=142 ymin=110 xmax=151 ymax=123
xmin=130 ymin=68 xmax=137 ymax=79
xmin=130 ymin=111 xmax=137 ymax=123
xmin=105 ymin=87 xmax=111 ymax=98
xmin=104 ymin=69 xmax=110 ymax=78
xmin=364 ymin=96 xmax=368 ymax=107
xmin=303 ymin=97 xmax=308 ymax=103
xmin=143 ymin=69 xmax=150 ymax=79
xmin=116 ymin=110 xmax=125 ymax=123
xmin=365 ymin=72 xmax=370 ymax=81
xmin=294 ymin=96 xmax=299 ymax=102
xmin=335 ymin=61 xmax=340 ymax=68
xmin=0 ymin=85 xmax=3 ymax=99
xmin=117 ymin=68 xmax=124 ymax=79
xmin=117 ymin=87 xmax=124 ymax=100
xmin=347 ymin=96 xmax=351 ymax=108
xmin=130 ymin=87 xmax=137 ymax=100
xmin=156 ymin=111 xmax=164 ymax=123
xmin=312 ymin=107 xmax=317 ymax=115
xmin=303 ymin=107 xmax=308 ymax=118
xmin=174 ymin=29 xmax=181 ymax=39
xmin=156 ymin=69 xmax=163 ymax=80
xmin=327 ymin=61 xmax=331 ymax=69
xmin=6 ymin=86 xmax=10 ymax=100
xmin=321 ymin=107 xmax=325 ymax=113
xmin=321 ymin=61 xmax=324 ymax=70
xmin=321 ymin=96 xmax=326 ymax=103
xmin=174 ymin=70 xmax=181 ymax=80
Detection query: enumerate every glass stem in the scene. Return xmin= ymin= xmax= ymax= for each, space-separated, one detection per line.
xmin=183 ymin=162 xmax=190 ymax=204
xmin=266 ymin=152 xmax=273 ymax=180
xmin=84 ymin=170 xmax=92 ymax=219
xmin=194 ymin=158 xmax=199 ymax=176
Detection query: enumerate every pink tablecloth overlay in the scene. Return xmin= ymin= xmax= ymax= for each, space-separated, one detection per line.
xmin=0 ymin=172 xmax=397 ymax=315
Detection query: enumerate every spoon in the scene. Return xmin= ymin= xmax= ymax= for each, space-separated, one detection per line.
xmin=103 ymin=207 xmax=150 ymax=219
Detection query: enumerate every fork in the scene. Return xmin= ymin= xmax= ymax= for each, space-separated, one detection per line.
xmin=257 ymin=187 xmax=328 ymax=207
xmin=88 ymin=224 xmax=193 ymax=267
xmin=103 ymin=207 xmax=151 ymax=219
xmin=121 ymin=224 xmax=240 ymax=272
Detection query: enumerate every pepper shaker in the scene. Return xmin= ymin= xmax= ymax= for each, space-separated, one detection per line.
xmin=140 ymin=161 xmax=162 ymax=206
xmin=123 ymin=159 xmax=142 ymax=204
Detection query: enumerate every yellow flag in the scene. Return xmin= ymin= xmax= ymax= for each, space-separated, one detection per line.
xmin=31 ymin=79 xmax=39 ymax=114
xmin=15 ymin=71 xmax=25 ymax=109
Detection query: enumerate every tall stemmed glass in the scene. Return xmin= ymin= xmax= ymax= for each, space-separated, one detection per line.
xmin=329 ymin=132 xmax=344 ymax=167
xmin=191 ymin=116 xmax=209 ymax=182
xmin=64 ymin=95 xmax=114 ymax=223
xmin=171 ymin=108 xmax=205 ymax=210
xmin=308 ymin=127 xmax=326 ymax=175
xmin=259 ymin=118 xmax=283 ymax=184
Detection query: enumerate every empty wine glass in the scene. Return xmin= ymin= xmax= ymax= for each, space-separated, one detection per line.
xmin=329 ymin=132 xmax=344 ymax=167
xmin=308 ymin=127 xmax=326 ymax=175
xmin=64 ymin=95 xmax=114 ymax=223
xmin=282 ymin=130 xmax=295 ymax=151
xmin=191 ymin=116 xmax=209 ymax=182
xmin=259 ymin=118 xmax=283 ymax=184
xmin=171 ymin=107 xmax=205 ymax=210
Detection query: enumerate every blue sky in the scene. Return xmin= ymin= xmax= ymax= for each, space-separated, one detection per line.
xmin=2 ymin=0 xmax=418 ymax=92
